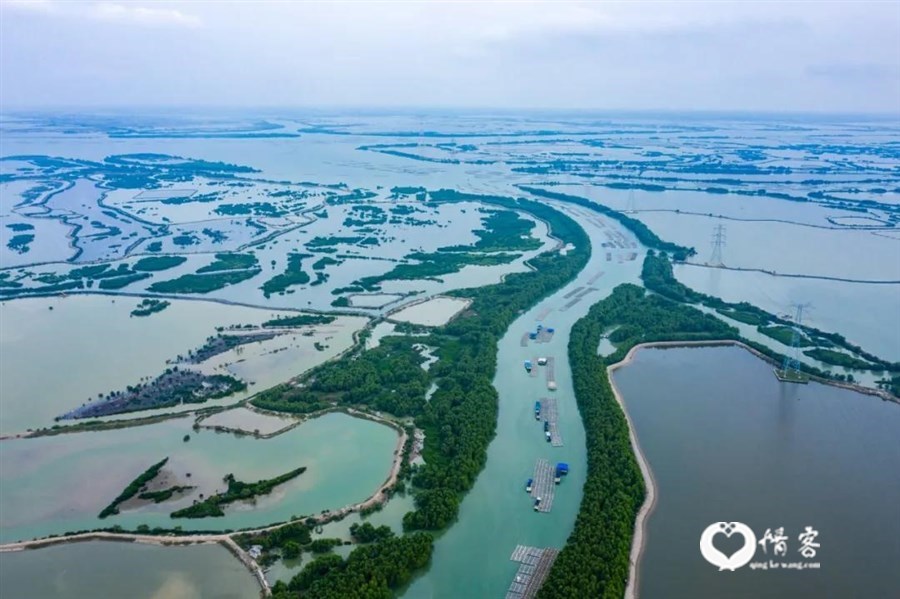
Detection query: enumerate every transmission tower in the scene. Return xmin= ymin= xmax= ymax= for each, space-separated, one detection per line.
xmin=780 ymin=302 xmax=812 ymax=381
xmin=710 ymin=224 xmax=726 ymax=266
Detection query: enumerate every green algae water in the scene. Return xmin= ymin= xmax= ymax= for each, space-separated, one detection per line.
xmin=613 ymin=345 xmax=900 ymax=599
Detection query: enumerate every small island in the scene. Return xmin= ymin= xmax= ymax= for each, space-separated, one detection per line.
xmin=59 ymin=369 xmax=246 ymax=419
xmin=171 ymin=466 xmax=307 ymax=519
xmin=130 ymin=298 xmax=170 ymax=317
xmin=98 ymin=457 xmax=169 ymax=518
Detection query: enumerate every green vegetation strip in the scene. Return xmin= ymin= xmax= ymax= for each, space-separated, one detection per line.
xmin=132 ymin=255 xmax=188 ymax=271
xmin=138 ymin=485 xmax=194 ymax=503
xmin=96 ymin=272 xmax=152 ymax=290
xmin=261 ymin=252 xmax=312 ymax=297
xmin=148 ymin=268 xmax=261 ymax=294
xmin=170 ymin=467 xmax=306 ymax=519
xmin=262 ymin=314 xmax=336 ymax=327
xmin=271 ymin=533 xmax=433 ymax=599
xmin=642 ymin=252 xmax=898 ymax=382
xmin=197 ymin=252 xmax=259 ymax=273
xmin=98 ymin=457 xmax=169 ymax=518
xmin=253 ymin=192 xmax=588 ymax=590
xmin=540 ymin=284 xmax=737 ymax=598
xmin=355 ymin=251 xmax=520 ymax=291
xmin=518 ymin=186 xmax=697 ymax=260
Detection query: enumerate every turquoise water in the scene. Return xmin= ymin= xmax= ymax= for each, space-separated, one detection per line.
xmin=0 ymin=412 xmax=397 ymax=543
xmin=405 ymin=203 xmax=644 ymax=597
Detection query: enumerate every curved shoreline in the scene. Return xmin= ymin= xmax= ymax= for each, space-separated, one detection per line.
xmin=607 ymin=338 xmax=898 ymax=598
xmin=606 ymin=345 xmax=659 ymax=599
xmin=0 ymin=410 xmax=408 ymax=595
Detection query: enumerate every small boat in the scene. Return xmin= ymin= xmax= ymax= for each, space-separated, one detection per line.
xmin=534 ymin=401 xmax=541 ymax=419
xmin=525 ymin=478 xmax=533 ymax=493
xmin=537 ymin=357 xmax=548 ymax=366
xmin=555 ymin=462 xmax=569 ymax=484
xmin=545 ymin=430 xmax=551 ymax=442
xmin=533 ymin=497 xmax=542 ymax=511
xmin=524 ymin=360 xmax=533 ymax=373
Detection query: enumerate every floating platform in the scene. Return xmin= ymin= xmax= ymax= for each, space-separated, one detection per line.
xmin=540 ymin=397 xmax=563 ymax=447
xmin=587 ymin=270 xmax=605 ymax=284
xmin=530 ymin=357 xmax=539 ymax=378
xmin=560 ymin=287 xmax=598 ymax=312
xmin=562 ymin=286 xmax=585 ymax=300
xmin=505 ymin=545 xmax=560 ymax=599
xmin=535 ymin=306 xmax=554 ymax=321
xmin=535 ymin=328 xmax=554 ymax=343
xmin=530 ymin=459 xmax=555 ymax=513
xmin=545 ymin=357 xmax=556 ymax=389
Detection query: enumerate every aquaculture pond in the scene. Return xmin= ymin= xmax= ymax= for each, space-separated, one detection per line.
xmin=612 ymin=345 xmax=900 ymax=599
xmin=0 ymin=541 xmax=261 ymax=599
xmin=0 ymin=295 xmax=364 ymax=435
xmin=0 ymin=412 xmax=398 ymax=543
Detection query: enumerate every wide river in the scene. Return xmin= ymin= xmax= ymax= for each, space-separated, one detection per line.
xmin=613 ymin=345 xmax=900 ymax=598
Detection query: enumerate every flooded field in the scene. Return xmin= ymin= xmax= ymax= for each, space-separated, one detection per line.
xmin=1 ymin=112 xmax=898 ymax=597
xmin=0 ymin=295 xmax=365 ymax=434
xmin=388 ymin=296 xmax=470 ymax=326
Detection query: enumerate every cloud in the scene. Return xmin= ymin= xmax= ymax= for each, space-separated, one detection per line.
xmin=2 ymin=1 xmax=201 ymax=28
xmin=2 ymin=0 xmax=56 ymax=12
xmin=806 ymin=63 xmax=900 ymax=81
xmin=88 ymin=2 xmax=201 ymax=28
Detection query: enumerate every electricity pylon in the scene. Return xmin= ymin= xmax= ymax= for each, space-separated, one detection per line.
xmin=710 ymin=224 xmax=726 ymax=266
xmin=779 ymin=302 xmax=812 ymax=382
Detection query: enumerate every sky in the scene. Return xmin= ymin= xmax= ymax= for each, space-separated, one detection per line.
xmin=1 ymin=0 xmax=899 ymax=113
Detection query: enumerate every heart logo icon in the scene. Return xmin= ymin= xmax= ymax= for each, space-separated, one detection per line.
xmin=700 ymin=522 xmax=757 ymax=571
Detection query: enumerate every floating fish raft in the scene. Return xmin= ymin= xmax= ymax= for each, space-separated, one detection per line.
xmin=505 ymin=545 xmax=560 ymax=599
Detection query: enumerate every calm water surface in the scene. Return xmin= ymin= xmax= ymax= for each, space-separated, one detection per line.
xmin=0 ymin=541 xmax=261 ymax=599
xmin=613 ymin=346 xmax=900 ymax=599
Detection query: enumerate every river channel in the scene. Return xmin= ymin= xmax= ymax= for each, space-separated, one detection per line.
xmin=404 ymin=201 xmax=644 ymax=597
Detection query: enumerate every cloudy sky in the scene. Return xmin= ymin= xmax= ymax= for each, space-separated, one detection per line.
xmin=1 ymin=0 xmax=898 ymax=113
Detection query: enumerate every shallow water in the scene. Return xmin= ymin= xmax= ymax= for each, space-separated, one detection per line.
xmin=0 ymin=541 xmax=261 ymax=599
xmin=0 ymin=295 xmax=362 ymax=434
xmin=0 ymin=412 xmax=397 ymax=543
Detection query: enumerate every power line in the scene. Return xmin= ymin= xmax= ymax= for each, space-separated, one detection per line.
xmin=780 ymin=302 xmax=813 ymax=381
